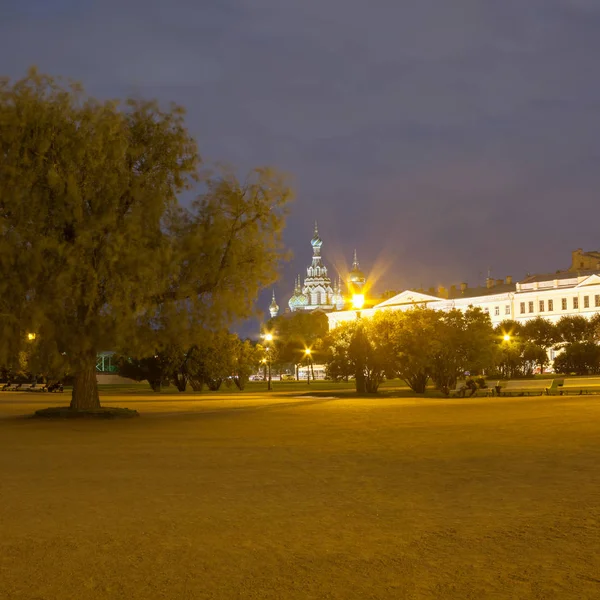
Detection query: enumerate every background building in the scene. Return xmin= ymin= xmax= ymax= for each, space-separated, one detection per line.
xmin=328 ymin=249 xmax=600 ymax=330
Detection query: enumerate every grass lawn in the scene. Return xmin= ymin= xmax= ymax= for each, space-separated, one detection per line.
xmin=1 ymin=390 xmax=600 ymax=599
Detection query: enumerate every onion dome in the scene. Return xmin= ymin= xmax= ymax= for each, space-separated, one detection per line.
xmin=348 ymin=250 xmax=365 ymax=286
xmin=288 ymin=276 xmax=306 ymax=310
xmin=311 ymin=222 xmax=323 ymax=250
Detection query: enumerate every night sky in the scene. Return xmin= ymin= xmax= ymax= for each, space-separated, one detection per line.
xmin=2 ymin=1 xmax=600 ymax=331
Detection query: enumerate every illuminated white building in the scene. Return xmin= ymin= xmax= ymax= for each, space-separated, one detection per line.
xmin=286 ymin=224 xmax=344 ymax=313
xmin=328 ymin=258 xmax=600 ymax=331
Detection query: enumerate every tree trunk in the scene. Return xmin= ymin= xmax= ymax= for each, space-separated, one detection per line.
xmin=70 ymin=362 xmax=101 ymax=410
xmin=355 ymin=367 xmax=366 ymax=394
xmin=189 ymin=378 xmax=204 ymax=391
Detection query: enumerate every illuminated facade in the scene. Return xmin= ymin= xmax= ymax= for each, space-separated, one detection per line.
xmin=287 ymin=224 xmax=344 ymax=313
xmin=328 ymin=267 xmax=600 ymax=332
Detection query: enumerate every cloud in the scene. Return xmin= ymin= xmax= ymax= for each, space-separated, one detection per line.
xmin=1 ymin=0 xmax=600 ymax=319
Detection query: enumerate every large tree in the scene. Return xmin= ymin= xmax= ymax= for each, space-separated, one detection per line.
xmin=0 ymin=69 xmax=291 ymax=410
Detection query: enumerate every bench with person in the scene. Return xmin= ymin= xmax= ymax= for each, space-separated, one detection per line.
xmin=1 ymin=382 xmax=22 ymax=391
xmin=25 ymin=382 xmax=48 ymax=392
xmin=498 ymin=379 xmax=551 ymax=396
xmin=449 ymin=379 xmax=499 ymax=397
xmin=558 ymin=377 xmax=600 ymax=395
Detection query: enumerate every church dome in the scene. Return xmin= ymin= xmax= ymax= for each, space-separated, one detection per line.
xmin=288 ymin=276 xmax=308 ymax=310
xmin=296 ymin=290 xmax=309 ymax=306
xmin=349 ymin=249 xmax=365 ymax=283
xmin=311 ymin=222 xmax=322 ymax=249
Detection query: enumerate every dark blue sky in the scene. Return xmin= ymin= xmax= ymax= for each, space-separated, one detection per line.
xmin=2 ymin=0 xmax=600 ymax=330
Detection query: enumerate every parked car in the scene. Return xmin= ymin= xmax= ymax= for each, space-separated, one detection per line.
xmin=281 ymin=374 xmax=296 ymax=381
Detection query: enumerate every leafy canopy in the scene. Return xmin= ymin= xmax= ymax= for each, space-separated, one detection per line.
xmin=0 ymin=68 xmax=292 ymax=407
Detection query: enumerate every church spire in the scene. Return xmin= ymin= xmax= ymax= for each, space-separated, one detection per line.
xmin=269 ymin=289 xmax=279 ymax=318
xmin=349 ymin=249 xmax=366 ymax=294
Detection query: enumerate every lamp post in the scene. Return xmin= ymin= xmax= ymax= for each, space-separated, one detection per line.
xmin=351 ymin=293 xmax=366 ymax=394
xmin=304 ymin=348 xmax=312 ymax=385
xmin=264 ymin=333 xmax=273 ymax=391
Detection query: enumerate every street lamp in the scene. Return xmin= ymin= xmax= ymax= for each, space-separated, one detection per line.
xmin=352 ymin=293 xmax=364 ymax=318
xmin=503 ymin=334 xmax=511 ymax=342
xmin=304 ymin=348 xmax=312 ymax=385
xmin=351 ymin=294 xmax=366 ymax=394
xmin=263 ymin=333 xmax=274 ymax=391
xmin=27 ymin=333 xmax=36 ymax=341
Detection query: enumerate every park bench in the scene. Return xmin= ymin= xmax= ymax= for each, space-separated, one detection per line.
xmin=559 ymin=377 xmax=600 ymax=395
xmin=25 ymin=383 xmax=48 ymax=392
xmin=499 ymin=380 xmax=551 ymax=396
xmin=449 ymin=380 xmax=499 ymax=397
xmin=2 ymin=383 xmax=22 ymax=391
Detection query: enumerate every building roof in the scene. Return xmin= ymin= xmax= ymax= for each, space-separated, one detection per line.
xmin=446 ymin=282 xmax=517 ymax=300
xmin=520 ymin=269 xmax=600 ymax=284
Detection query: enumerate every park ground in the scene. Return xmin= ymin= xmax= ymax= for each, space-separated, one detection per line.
xmin=1 ymin=388 xmax=600 ymax=599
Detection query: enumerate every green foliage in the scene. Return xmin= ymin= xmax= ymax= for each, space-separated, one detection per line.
xmin=118 ymin=346 xmax=185 ymax=392
xmin=494 ymin=320 xmax=553 ymax=377
xmin=0 ymin=68 xmax=291 ymax=408
xmin=428 ymin=308 xmax=498 ymax=396
xmin=521 ymin=317 xmax=559 ymax=350
xmin=324 ymin=307 xmax=498 ymax=395
xmin=320 ymin=323 xmax=355 ymax=382
xmin=266 ymin=311 xmax=328 ymax=368
xmin=555 ymin=316 xmax=593 ymax=345
xmin=119 ymin=332 xmax=264 ymax=393
xmin=553 ymin=342 xmax=600 ymax=376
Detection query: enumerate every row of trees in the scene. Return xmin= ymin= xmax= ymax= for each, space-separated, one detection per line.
xmin=321 ymin=310 xmax=600 ymax=395
xmin=117 ymin=331 xmax=264 ymax=392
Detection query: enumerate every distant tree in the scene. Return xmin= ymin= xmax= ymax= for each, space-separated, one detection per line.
xmin=321 ymin=324 xmax=355 ymax=382
xmin=520 ymin=317 xmax=558 ymax=373
xmin=322 ymin=315 xmax=390 ymax=393
xmin=428 ymin=307 xmax=497 ymax=396
xmin=231 ymin=339 xmax=264 ymax=390
xmin=553 ymin=342 xmax=600 ymax=376
xmin=0 ymin=69 xmax=291 ymax=411
xmin=388 ymin=309 xmax=440 ymax=394
xmin=118 ymin=345 xmax=185 ymax=392
xmin=266 ymin=311 xmax=328 ymax=374
xmin=556 ymin=316 xmax=594 ymax=345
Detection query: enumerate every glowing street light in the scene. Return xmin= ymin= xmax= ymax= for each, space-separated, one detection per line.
xmin=352 ymin=293 xmax=365 ymax=321
xmin=262 ymin=332 xmax=274 ymax=391
xmin=503 ymin=334 xmax=511 ymax=342
xmin=304 ymin=348 xmax=312 ymax=385
xmin=27 ymin=333 xmax=36 ymax=341
xmin=352 ymin=294 xmax=365 ymax=310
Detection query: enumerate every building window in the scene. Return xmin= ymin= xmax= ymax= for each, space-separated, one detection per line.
xmin=520 ymin=302 xmax=525 ymax=314
xmin=562 ymin=298 xmax=567 ymax=310
xmin=505 ymin=305 xmax=511 ymax=315
xmin=528 ymin=301 xmax=534 ymax=313
xmin=494 ymin=306 xmax=500 ymax=316
xmin=584 ymin=295 xmax=590 ymax=308
xmin=573 ymin=297 xmax=579 ymax=309
xmin=596 ymin=295 xmax=600 ymax=308
xmin=539 ymin=300 xmax=545 ymax=312
xmin=548 ymin=299 xmax=554 ymax=311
